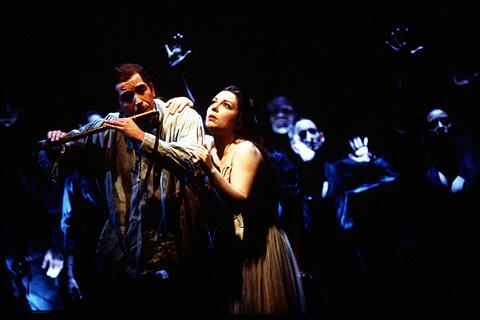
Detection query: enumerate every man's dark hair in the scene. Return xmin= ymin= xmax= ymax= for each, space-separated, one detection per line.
xmin=113 ymin=63 xmax=153 ymax=85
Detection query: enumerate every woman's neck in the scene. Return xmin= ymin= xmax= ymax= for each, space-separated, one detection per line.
xmin=213 ymin=133 xmax=237 ymax=159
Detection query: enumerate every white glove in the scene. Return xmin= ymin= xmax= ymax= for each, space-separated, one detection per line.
xmin=348 ymin=136 xmax=372 ymax=163
xmin=42 ymin=248 xmax=64 ymax=279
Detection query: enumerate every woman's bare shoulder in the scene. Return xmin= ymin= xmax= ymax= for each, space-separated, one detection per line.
xmin=236 ymin=139 xmax=259 ymax=152
xmin=235 ymin=140 xmax=262 ymax=160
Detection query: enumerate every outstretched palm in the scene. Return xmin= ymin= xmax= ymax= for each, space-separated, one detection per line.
xmin=348 ymin=136 xmax=372 ymax=163
xmin=165 ymin=33 xmax=192 ymax=67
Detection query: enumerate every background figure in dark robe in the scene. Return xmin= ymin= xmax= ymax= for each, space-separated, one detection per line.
xmin=395 ymin=107 xmax=480 ymax=318
xmin=58 ymin=110 xmax=108 ymax=315
xmin=2 ymin=82 xmax=69 ymax=315
xmin=291 ymin=116 xmax=399 ymax=318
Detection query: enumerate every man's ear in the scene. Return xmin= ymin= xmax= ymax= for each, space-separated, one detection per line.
xmin=149 ymin=83 xmax=156 ymax=97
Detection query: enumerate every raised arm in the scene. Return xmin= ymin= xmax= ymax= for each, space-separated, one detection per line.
xmin=164 ymin=32 xmax=196 ymax=105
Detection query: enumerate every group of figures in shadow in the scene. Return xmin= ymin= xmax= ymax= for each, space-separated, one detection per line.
xmin=1 ymin=25 xmax=480 ymax=319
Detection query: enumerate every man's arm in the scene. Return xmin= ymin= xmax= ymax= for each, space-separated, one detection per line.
xmin=142 ymin=108 xmax=206 ymax=182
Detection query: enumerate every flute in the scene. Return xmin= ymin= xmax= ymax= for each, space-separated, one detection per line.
xmin=35 ymin=109 xmax=159 ymax=150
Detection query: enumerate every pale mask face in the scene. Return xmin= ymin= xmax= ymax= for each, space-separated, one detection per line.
xmin=292 ymin=119 xmax=324 ymax=151
xmin=427 ymin=109 xmax=452 ymax=136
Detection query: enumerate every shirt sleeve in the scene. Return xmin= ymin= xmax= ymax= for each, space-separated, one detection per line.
xmin=141 ymin=107 xmax=206 ymax=185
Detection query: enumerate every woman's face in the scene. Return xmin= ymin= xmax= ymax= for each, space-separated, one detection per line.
xmin=205 ymin=90 xmax=239 ymax=135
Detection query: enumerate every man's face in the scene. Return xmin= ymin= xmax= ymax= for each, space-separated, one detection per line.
xmin=292 ymin=118 xmax=324 ymax=151
xmin=427 ymin=109 xmax=452 ymax=136
xmin=115 ymin=73 xmax=156 ymax=117
xmin=269 ymin=104 xmax=295 ymax=134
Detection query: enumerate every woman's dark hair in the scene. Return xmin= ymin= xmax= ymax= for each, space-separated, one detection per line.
xmin=222 ymin=85 xmax=262 ymax=144
xmin=222 ymin=85 xmax=277 ymax=171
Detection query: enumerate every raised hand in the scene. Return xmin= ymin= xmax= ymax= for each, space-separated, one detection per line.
xmin=42 ymin=248 xmax=64 ymax=279
xmin=164 ymin=32 xmax=197 ymax=104
xmin=164 ymin=33 xmax=192 ymax=68
xmin=451 ymin=175 xmax=465 ymax=193
xmin=385 ymin=26 xmax=424 ymax=56
xmin=348 ymin=136 xmax=372 ymax=163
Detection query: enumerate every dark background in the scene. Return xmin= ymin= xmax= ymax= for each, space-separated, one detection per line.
xmin=5 ymin=1 xmax=480 ymax=152
xmin=3 ymin=1 xmax=480 ymax=315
